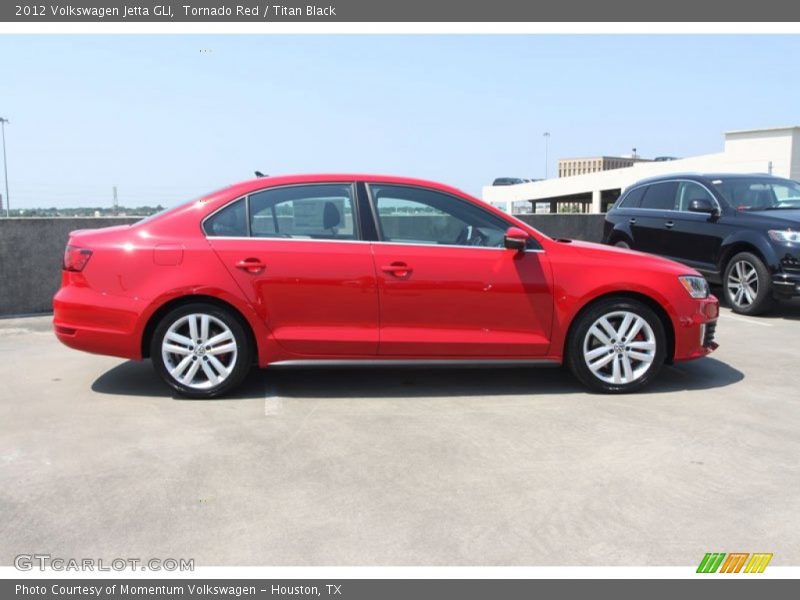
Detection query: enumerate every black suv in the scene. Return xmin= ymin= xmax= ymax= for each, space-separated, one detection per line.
xmin=603 ymin=173 xmax=800 ymax=315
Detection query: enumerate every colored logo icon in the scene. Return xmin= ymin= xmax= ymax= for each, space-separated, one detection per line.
xmin=697 ymin=553 xmax=773 ymax=573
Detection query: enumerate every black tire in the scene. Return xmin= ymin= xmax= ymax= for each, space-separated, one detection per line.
xmin=722 ymin=252 xmax=774 ymax=316
xmin=150 ymin=302 xmax=253 ymax=398
xmin=566 ymin=297 xmax=667 ymax=394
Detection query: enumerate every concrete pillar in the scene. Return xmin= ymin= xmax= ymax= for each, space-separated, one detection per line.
xmin=591 ymin=189 xmax=602 ymax=214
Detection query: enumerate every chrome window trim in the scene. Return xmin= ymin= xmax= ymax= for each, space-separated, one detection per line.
xmin=200 ymin=236 xmax=544 ymax=252
xmin=619 ymin=178 xmax=722 ymax=213
xmin=203 ymin=236 xmax=372 ymax=245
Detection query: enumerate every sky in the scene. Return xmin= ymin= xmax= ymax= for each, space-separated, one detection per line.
xmin=1 ymin=34 xmax=800 ymax=209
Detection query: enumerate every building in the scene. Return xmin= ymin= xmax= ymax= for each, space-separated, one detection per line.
xmin=484 ymin=126 xmax=800 ymax=214
xmin=557 ymin=155 xmax=651 ymax=178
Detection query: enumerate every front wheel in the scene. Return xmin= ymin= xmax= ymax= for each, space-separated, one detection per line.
xmin=151 ymin=303 xmax=253 ymax=398
xmin=567 ymin=298 xmax=666 ymax=393
xmin=723 ymin=252 xmax=773 ymax=315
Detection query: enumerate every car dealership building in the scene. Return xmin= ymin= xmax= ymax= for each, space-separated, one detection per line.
xmin=483 ymin=126 xmax=800 ymax=214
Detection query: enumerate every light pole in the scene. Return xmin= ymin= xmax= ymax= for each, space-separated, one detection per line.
xmin=543 ymin=131 xmax=550 ymax=179
xmin=0 ymin=118 xmax=9 ymax=218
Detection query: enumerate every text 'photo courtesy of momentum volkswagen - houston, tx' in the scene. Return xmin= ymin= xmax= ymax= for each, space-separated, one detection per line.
xmin=53 ymin=174 xmax=719 ymax=398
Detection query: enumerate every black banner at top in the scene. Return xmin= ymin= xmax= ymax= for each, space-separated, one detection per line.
xmin=3 ymin=0 xmax=800 ymax=22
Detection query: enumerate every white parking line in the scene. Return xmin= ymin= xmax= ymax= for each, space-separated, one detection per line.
xmin=720 ymin=313 xmax=774 ymax=327
xmin=264 ymin=382 xmax=284 ymax=416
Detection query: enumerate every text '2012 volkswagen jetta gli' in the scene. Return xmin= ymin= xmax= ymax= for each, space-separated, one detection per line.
xmin=54 ymin=174 xmax=719 ymax=397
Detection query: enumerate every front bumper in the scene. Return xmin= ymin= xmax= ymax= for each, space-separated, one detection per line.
xmin=672 ymin=295 xmax=719 ymax=362
xmin=772 ymin=272 xmax=800 ymax=298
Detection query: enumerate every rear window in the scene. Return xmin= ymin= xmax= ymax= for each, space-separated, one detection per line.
xmin=640 ymin=182 xmax=678 ymax=210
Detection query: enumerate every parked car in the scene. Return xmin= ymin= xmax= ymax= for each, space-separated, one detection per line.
xmin=603 ymin=173 xmax=800 ymax=315
xmin=54 ymin=174 xmax=718 ymax=398
xmin=492 ymin=177 xmax=525 ymax=186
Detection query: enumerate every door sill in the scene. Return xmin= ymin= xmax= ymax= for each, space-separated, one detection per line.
xmin=268 ymin=358 xmax=560 ymax=369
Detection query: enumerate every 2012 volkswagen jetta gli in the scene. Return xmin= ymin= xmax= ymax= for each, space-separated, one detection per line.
xmin=53 ymin=174 xmax=719 ymax=397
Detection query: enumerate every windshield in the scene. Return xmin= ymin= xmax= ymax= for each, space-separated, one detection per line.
xmin=711 ymin=177 xmax=800 ymax=211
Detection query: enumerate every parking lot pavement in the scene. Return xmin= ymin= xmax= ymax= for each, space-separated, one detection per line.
xmin=1 ymin=303 xmax=799 ymax=567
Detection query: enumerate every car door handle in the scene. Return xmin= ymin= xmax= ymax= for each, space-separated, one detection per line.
xmin=381 ymin=261 xmax=413 ymax=279
xmin=235 ymin=258 xmax=266 ymax=274
xmin=628 ymin=218 xmax=637 ymax=225
xmin=664 ymin=221 xmax=675 ymax=229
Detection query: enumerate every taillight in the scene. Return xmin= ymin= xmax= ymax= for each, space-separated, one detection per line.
xmin=63 ymin=245 xmax=93 ymax=272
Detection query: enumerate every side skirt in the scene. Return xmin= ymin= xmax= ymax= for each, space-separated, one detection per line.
xmin=267 ymin=359 xmax=561 ymax=369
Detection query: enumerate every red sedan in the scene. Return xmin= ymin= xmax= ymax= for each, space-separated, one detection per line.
xmin=53 ymin=174 xmax=719 ymax=397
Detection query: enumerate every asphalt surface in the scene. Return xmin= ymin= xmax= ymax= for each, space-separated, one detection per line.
xmin=1 ymin=300 xmax=799 ymax=566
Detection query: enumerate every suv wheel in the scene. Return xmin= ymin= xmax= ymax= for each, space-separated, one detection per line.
xmin=151 ymin=303 xmax=253 ymax=398
xmin=723 ymin=252 xmax=773 ymax=315
xmin=567 ymin=298 xmax=666 ymax=393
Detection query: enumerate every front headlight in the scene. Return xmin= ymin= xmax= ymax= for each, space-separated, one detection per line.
xmin=768 ymin=229 xmax=800 ymax=243
xmin=679 ymin=275 xmax=709 ymax=299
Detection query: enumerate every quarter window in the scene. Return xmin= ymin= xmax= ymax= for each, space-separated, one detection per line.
xmin=617 ymin=186 xmax=647 ymax=208
xmin=369 ymin=184 xmax=522 ymax=249
xmin=640 ymin=181 xmax=678 ymax=210
xmin=203 ymin=198 xmax=247 ymax=237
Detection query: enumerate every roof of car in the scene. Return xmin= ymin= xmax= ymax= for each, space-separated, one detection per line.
xmin=630 ymin=172 xmax=780 ymax=186
xmin=218 ymin=173 xmax=475 ymax=200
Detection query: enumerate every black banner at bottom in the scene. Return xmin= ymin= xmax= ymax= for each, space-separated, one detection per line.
xmin=3 ymin=579 xmax=797 ymax=600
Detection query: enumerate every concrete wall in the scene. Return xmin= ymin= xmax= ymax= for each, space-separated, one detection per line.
xmin=0 ymin=215 xmax=605 ymax=317
xmin=0 ymin=217 xmax=139 ymax=316
xmin=517 ymin=213 xmax=605 ymax=243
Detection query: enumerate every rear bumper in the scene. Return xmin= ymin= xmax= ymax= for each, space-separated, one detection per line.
xmin=53 ymin=280 xmax=145 ymax=360
xmin=672 ymin=295 xmax=719 ymax=362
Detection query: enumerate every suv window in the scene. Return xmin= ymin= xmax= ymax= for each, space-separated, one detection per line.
xmin=203 ymin=198 xmax=247 ymax=237
xmin=369 ymin=184 xmax=518 ymax=248
xmin=676 ymin=181 xmax=716 ymax=212
xmin=617 ymin=186 xmax=647 ymax=208
xmin=640 ymin=181 xmax=678 ymax=210
xmin=248 ymin=184 xmax=356 ymax=239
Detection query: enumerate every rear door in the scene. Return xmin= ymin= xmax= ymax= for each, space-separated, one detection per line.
xmin=632 ymin=181 xmax=679 ymax=254
xmin=205 ymin=183 xmax=379 ymax=356
xmin=366 ymin=183 xmax=554 ymax=357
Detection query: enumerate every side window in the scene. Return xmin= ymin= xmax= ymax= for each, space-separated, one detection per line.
xmin=248 ymin=184 xmax=356 ymax=239
xmin=640 ymin=181 xmax=678 ymax=210
xmin=617 ymin=186 xmax=647 ymax=209
xmin=676 ymin=182 xmax=716 ymax=212
xmin=369 ymin=184 xmax=521 ymax=249
xmin=203 ymin=198 xmax=247 ymax=237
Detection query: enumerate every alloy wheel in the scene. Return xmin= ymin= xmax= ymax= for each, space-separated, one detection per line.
xmin=727 ymin=259 xmax=759 ymax=308
xmin=582 ymin=310 xmax=657 ymax=385
xmin=161 ymin=313 xmax=238 ymax=390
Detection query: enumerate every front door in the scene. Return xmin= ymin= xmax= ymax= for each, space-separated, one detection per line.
xmin=366 ymin=183 xmax=553 ymax=357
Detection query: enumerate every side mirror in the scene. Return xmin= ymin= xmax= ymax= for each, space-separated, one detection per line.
xmin=688 ymin=198 xmax=718 ymax=214
xmin=504 ymin=226 xmax=529 ymax=251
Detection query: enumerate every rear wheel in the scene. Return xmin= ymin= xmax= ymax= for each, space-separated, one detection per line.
xmin=151 ymin=303 xmax=252 ymax=398
xmin=723 ymin=252 xmax=773 ymax=315
xmin=567 ymin=298 xmax=666 ymax=393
